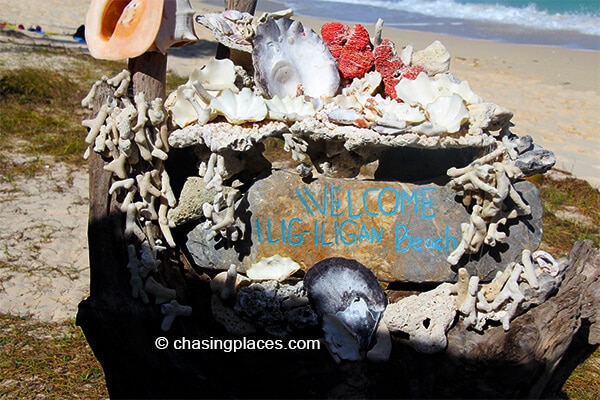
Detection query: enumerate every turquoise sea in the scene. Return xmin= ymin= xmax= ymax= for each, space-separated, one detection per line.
xmin=276 ymin=0 xmax=600 ymax=50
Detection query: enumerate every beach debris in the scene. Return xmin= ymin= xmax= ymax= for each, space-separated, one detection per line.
xmin=253 ymin=16 xmax=340 ymax=98
xmin=321 ymin=22 xmax=375 ymax=80
xmin=85 ymin=0 xmax=197 ymax=60
xmin=304 ymin=257 xmax=387 ymax=362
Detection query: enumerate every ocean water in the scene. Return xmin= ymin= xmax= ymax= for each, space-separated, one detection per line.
xmin=275 ymin=0 xmax=600 ymax=50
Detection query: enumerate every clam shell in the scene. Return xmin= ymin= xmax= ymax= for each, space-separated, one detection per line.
xmin=210 ymin=88 xmax=267 ymax=124
xmin=253 ymin=17 xmax=340 ymax=99
xmin=304 ymin=257 xmax=387 ymax=355
xmin=188 ymin=58 xmax=237 ymax=92
xmin=265 ymin=95 xmax=316 ymax=121
xmin=426 ymin=94 xmax=469 ymax=133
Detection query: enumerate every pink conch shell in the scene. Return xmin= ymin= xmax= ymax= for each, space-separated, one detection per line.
xmin=86 ymin=0 xmax=197 ymax=60
xmin=86 ymin=0 xmax=165 ymax=60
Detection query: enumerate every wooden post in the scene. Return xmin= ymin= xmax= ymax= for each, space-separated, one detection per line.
xmin=216 ymin=0 xmax=258 ymax=70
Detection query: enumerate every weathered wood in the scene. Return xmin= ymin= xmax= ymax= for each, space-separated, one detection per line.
xmin=215 ymin=0 xmax=258 ymax=69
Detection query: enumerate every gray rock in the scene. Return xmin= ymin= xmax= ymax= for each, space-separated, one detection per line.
xmin=186 ymin=170 xmax=543 ymax=283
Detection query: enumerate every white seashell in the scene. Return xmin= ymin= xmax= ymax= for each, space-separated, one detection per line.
xmin=196 ymin=11 xmax=255 ymax=52
xmin=396 ymin=72 xmax=483 ymax=109
xmin=426 ymin=94 xmax=470 ymax=133
xmin=253 ymin=17 xmax=340 ymax=99
xmin=395 ymin=72 xmax=438 ymax=106
xmin=187 ymin=58 xmax=237 ymax=92
xmin=210 ymin=88 xmax=267 ymax=124
xmin=155 ymin=0 xmax=198 ymax=53
xmin=265 ymin=95 xmax=316 ymax=121
xmin=327 ymin=108 xmax=365 ymax=125
xmin=432 ymin=74 xmax=483 ymax=105
xmin=376 ymin=98 xmax=426 ymax=127
xmin=166 ymin=85 xmax=215 ymax=128
xmin=245 ymin=255 xmax=300 ymax=281
xmin=342 ymin=71 xmax=383 ymax=103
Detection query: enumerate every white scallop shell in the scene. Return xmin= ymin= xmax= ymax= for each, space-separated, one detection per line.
xmin=210 ymin=88 xmax=267 ymax=124
xmin=253 ymin=17 xmax=340 ymax=99
xmin=395 ymin=72 xmax=483 ymax=107
xmin=426 ymin=94 xmax=470 ymax=133
xmin=188 ymin=58 xmax=237 ymax=92
xmin=376 ymin=98 xmax=426 ymax=128
xmin=265 ymin=95 xmax=316 ymax=121
xmin=155 ymin=0 xmax=198 ymax=53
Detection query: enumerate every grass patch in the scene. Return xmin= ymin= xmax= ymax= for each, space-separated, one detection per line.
xmin=537 ymin=173 xmax=600 ymax=256
xmin=0 ymin=313 xmax=108 ymax=399
xmin=0 ymin=51 xmax=124 ymax=169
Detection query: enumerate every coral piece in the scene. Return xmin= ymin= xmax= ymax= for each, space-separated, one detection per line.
xmin=321 ymin=22 xmax=375 ymax=80
xmin=161 ymin=300 xmax=192 ymax=331
xmin=383 ymin=283 xmax=457 ymax=353
xmin=195 ymin=10 xmax=255 ymax=53
xmin=411 ymin=40 xmax=451 ymax=76
xmin=373 ymin=39 xmax=404 ymax=99
xmin=253 ymin=16 xmax=340 ymax=98
xmin=126 ymin=244 xmax=149 ymax=304
xmin=85 ymin=0 xmax=164 ymax=60
xmin=366 ymin=321 xmax=392 ymax=363
xmin=145 ymin=276 xmax=177 ymax=304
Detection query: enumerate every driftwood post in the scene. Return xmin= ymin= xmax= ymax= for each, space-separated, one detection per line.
xmin=77 ymin=0 xmax=599 ymax=398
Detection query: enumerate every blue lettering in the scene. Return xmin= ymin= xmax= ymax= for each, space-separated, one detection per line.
xmin=267 ymin=219 xmax=279 ymax=244
xmin=364 ymin=188 xmax=379 ymax=217
xmin=401 ymin=190 xmax=419 ymax=216
xmin=255 ymin=218 xmax=262 ymax=242
xmin=288 ymin=218 xmax=304 ymax=246
xmin=320 ymin=221 xmax=333 ymax=246
xmin=395 ymin=224 xmax=410 ymax=253
xmin=422 ymin=188 xmax=437 ymax=220
xmin=340 ymin=220 xmax=357 ymax=245
xmin=331 ymin=186 xmax=344 ymax=217
xmin=446 ymin=225 xmax=459 ymax=252
xmin=348 ymin=188 xmax=363 ymax=218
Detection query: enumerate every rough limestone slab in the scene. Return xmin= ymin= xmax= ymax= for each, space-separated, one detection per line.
xmin=186 ymin=171 xmax=542 ymax=283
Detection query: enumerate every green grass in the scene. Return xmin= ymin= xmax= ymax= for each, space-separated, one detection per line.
xmin=0 ymin=313 xmax=108 ymax=399
xmin=0 ymin=47 xmax=597 ymax=398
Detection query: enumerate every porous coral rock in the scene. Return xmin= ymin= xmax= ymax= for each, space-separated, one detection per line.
xmin=167 ymin=176 xmax=219 ymax=226
xmin=383 ymin=283 xmax=457 ymax=353
xmin=411 ymin=40 xmax=451 ymax=76
xmin=321 ymin=22 xmax=374 ymax=80
xmin=373 ymin=39 xmax=404 ymax=99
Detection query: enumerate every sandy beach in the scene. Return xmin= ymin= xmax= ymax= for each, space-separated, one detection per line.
xmin=0 ymin=0 xmax=599 ymax=323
